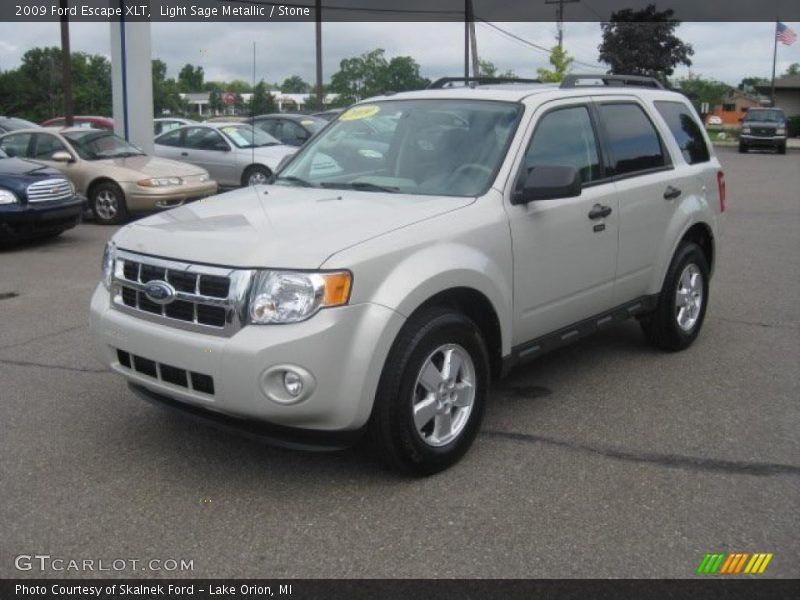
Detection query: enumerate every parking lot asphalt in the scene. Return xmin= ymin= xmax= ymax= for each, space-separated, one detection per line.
xmin=1 ymin=147 xmax=798 ymax=579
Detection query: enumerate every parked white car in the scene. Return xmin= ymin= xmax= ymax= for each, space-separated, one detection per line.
xmin=91 ymin=75 xmax=724 ymax=474
xmin=153 ymin=123 xmax=295 ymax=187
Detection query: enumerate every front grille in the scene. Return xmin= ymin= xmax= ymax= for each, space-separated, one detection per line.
xmin=111 ymin=249 xmax=253 ymax=336
xmin=752 ymin=127 xmax=775 ymax=136
xmin=26 ymin=178 xmax=74 ymax=203
xmin=116 ymin=349 xmax=214 ymax=395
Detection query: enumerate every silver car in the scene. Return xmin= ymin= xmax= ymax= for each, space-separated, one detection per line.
xmin=153 ymin=123 xmax=295 ymax=187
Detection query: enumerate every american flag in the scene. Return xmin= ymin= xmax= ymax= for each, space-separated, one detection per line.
xmin=776 ymin=22 xmax=797 ymax=46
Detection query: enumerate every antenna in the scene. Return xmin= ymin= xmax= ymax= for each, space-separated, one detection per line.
xmin=252 ymin=40 xmax=255 ymax=172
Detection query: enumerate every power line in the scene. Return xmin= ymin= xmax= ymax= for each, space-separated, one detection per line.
xmin=478 ymin=19 xmax=604 ymax=71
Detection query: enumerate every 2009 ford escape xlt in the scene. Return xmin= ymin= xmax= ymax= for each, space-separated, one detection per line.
xmin=89 ymin=75 xmax=724 ymax=475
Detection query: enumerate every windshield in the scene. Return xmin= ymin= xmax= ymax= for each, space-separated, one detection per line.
xmin=299 ymin=117 xmax=326 ymax=133
xmin=218 ymin=124 xmax=281 ymax=148
xmin=744 ymin=109 xmax=784 ymax=123
xmin=276 ymin=99 xmax=522 ymax=197
xmin=63 ymin=131 xmax=145 ymax=159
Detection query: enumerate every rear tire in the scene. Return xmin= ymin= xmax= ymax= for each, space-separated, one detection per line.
xmin=91 ymin=182 xmax=127 ymax=225
xmin=641 ymin=242 xmax=709 ymax=352
xmin=367 ymin=307 xmax=490 ymax=476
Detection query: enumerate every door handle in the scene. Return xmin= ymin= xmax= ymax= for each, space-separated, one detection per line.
xmin=588 ymin=204 xmax=612 ymax=220
xmin=181 ymin=152 xmax=189 ymax=157
xmin=664 ymin=185 xmax=682 ymax=200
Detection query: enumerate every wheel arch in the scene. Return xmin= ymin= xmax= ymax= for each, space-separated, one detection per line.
xmin=87 ymin=177 xmax=121 ymax=200
xmin=240 ymin=163 xmax=273 ymax=186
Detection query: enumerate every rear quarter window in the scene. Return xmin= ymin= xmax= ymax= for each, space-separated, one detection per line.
xmin=654 ymin=101 xmax=710 ymax=165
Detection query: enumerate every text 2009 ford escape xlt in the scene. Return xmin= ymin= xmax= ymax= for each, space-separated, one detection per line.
xmin=89 ymin=75 xmax=724 ymax=475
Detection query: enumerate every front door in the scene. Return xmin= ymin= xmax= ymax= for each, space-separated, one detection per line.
xmin=507 ymin=101 xmax=619 ymax=344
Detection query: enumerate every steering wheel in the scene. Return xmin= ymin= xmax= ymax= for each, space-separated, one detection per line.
xmin=452 ymin=163 xmax=493 ymax=178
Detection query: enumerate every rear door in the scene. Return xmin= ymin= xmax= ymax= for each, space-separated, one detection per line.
xmin=593 ymin=99 xmax=676 ymax=303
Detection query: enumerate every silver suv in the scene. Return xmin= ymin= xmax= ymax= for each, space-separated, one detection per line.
xmin=90 ymin=75 xmax=725 ymax=474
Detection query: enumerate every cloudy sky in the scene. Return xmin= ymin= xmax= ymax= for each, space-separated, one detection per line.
xmin=0 ymin=21 xmax=798 ymax=87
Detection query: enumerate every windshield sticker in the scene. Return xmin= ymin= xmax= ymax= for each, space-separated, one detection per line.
xmin=340 ymin=105 xmax=380 ymax=121
xmin=222 ymin=127 xmax=249 ymax=145
xmin=300 ymin=120 xmax=315 ymax=126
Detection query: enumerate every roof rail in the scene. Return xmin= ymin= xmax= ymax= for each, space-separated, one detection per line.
xmin=428 ymin=76 xmax=543 ymax=89
xmin=560 ymin=74 xmax=665 ymax=89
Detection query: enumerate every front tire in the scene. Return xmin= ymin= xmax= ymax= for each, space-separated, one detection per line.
xmin=738 ymin=142 xmax=747 ymax=153
xmin=367 ymin=307 xmax=490 ymax=475
xmin=778 ymin=143 xmax=787 ymax=155
xmin=641 ymin=242 xmax=710 ymax=351
xmin=242 ymin=165 xmax=271 ymax=187
xmin=91 ymin=182 xmax=127 ymax=225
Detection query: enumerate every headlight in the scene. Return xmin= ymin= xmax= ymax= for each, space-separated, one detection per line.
xmin=137 ymin=177 xmax=183 ymax=187
xmin=776 ymin=128 xmax=786 ymax=135
xmin=742 ymin=127 xmax=751 ymax=134
xmin=0 ymin=188 xmax=18 ymax=205
xmin=249 ymin=270 xmax=352 ymax=324
xmin=102 ymin=242 xmax=116 ymax=289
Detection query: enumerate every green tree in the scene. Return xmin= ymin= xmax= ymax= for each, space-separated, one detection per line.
xmin=208 ymin=89 xmax=224 ymax=115
xmin=676 ymin=74 xmax=731 ymax=115
xmin=598 ymin=4 xmax=693 ymax=82
xmin=152 ymin=59 xmax=184 ymax=115
xmin=783 ymin=63 xmax=800 ymax=77
xmin=281 ymin=75 xmax=309 ymax=93
xmin=478 ymin=59 xmax=517 ymax=78
xmin=329 ymin=49 xmax=428 ymax=106
xmin=737 ymin=76 xmax=769 ymax=91
xmin=250 ymin=80 xmax=277 ymax=115
xmin=177 ymin=63 xmax=204 ymax=92
xmin=536 ymin=46 xmax=574 ymax=83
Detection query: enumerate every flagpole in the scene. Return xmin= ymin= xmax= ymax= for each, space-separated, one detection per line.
xmin=771 ymin=18 xmax=778 ymax=106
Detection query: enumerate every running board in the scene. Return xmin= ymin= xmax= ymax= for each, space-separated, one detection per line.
xmin=503 ymin=295 xmax=658 ymax=375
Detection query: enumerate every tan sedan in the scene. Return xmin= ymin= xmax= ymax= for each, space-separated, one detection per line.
xmin=0 ymin=127 xmax=218 ymax=224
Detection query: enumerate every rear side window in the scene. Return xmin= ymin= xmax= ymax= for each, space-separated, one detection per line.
xmin=597 ymin=103 xmax=667 ymax=177
xmin=654 ymin=101 xmax=710 ymax=165
xmin=156 ymin=129 xmax=184 ymax=147
xmin=0 ymin=133 xmax=33 ymax=158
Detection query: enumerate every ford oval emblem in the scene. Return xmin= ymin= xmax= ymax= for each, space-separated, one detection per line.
xmin=143 ymin=280 xmax=176 ymax=305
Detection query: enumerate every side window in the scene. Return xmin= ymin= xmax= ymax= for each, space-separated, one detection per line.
xmin=284 ymin=121 xmax=308 ymax=143
xmin=257 ymin=119 xmax=278 ymax=137
xmin=654 ymin=101 xmax=710 ymax=165
xmin=523 ymin=106 xmax=603 ymax=184
xmin=184 ymin=127 xmax=228 ymax=151
xmin=0 ymin=133 xmax=33 ymax=158
xmin=156 ymin=129 xmax=184 ymax=147
xmin=597 ymin=103 xmax=667 ymax=177
xmin=32 ymin=134 xmax=68 ymax=159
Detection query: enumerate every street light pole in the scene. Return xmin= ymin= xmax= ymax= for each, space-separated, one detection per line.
xmin=315 ymin=0 xmax=323 ymax=110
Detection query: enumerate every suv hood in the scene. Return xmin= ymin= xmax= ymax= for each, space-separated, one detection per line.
xmin=113 ymin=185 xmax=473 ymax=269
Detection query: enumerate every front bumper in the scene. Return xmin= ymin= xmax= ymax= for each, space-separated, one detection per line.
xmin=89 ymin=285 xmax=405 ymax=438
xmin=740 ymin=135 xmax=786 ymax=148
xmin=0 ymin=196 xmax=82 ymax=240
xmin=120 ymin=181 xmax=218 ymax=212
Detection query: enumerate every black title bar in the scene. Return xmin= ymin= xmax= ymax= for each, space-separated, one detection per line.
xmin=2 ymin=0 xmax=799 ymax=22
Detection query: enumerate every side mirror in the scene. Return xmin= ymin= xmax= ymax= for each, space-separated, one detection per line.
xmin=512 ymin=165 xmax=582 ymax=205
xmin=51 ymin=151 xmax=74 ymax=163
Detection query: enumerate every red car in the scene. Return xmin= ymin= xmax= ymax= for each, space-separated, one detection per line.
xmin=40 ymin=116 xmax=114 ymax=130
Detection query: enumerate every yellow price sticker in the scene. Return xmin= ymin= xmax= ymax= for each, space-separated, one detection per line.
xmin=340 ymin=105 xmax=380 ymax=121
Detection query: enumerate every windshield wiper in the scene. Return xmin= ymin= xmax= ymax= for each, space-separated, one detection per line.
xmin=320 ymin=181 xmax=400 ymax=193
xmin=275 ymin=175 xmax=315 ymax=187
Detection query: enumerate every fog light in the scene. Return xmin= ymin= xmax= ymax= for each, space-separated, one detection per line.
xmin=283 ymin=371 xmax=303 ymax=396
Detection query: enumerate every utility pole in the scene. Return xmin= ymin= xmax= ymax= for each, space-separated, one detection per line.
xmin=59 ymin=0 xmax=73 ymax=126
xmin=467 ymin=0 xmax=479 ymax=78
xmin=544 ymin=0 xmax=580 ymax=50
xmin=315 ymin=0 xmax=323 ymax=110
xmin=770 ymin=17 xmax=779 ymax=107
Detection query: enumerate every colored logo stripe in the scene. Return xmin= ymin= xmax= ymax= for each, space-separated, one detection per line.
xmin=697 ymin=553 xmax=773 ymax=574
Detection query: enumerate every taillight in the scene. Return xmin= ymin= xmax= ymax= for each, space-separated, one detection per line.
xmin=717 ymin=171 xmax=726 ymax=213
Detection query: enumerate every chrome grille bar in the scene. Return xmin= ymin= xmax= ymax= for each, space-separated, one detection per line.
xmin=111 ymin=249 xmax=254 ymax=337
xmin=26 ymin=178 xmax=74 ymax=203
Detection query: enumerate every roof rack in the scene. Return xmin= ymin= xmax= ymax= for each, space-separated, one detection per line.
xmin=560 ymin=74 xmax=664 ymax=89
xmin=428 ymin=76 xmax=543 ymax=89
